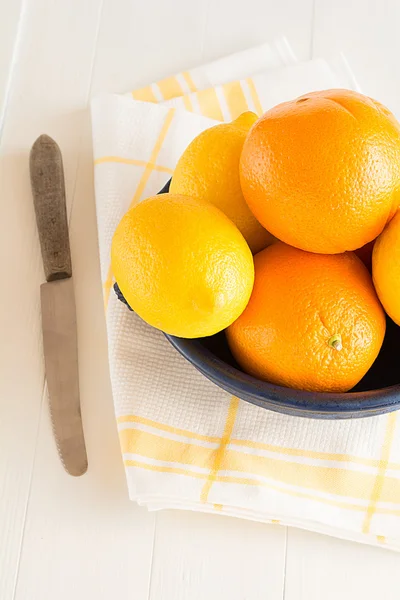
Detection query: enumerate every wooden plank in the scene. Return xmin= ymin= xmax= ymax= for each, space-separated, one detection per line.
xmin=285 ymin=528 xmax=400 ymax=600
xmin=150 ymin=511 xmax=287 ymax=600
xmin=14 ymin=385 xmax=155 ymax=600
xmin=14 ymin=100 xmax=156 ymax=600
xmin=0 ymin=1 xmax=145 ymax=599
xmin=1 ymin=0 xmax=157 ymax=597
xmin=202 ymin=0 xmax=314 ymax=63
xmin=0 ymin=0 xmax=24 ymax=131
xmin=313 ymin=0 xmax=400 ymax=117
xmin=6 ymin=0 xmax=172 ymax=596
xmin=90 ymin=0 xmax=210 ymax=94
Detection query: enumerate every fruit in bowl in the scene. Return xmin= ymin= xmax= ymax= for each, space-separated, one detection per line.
xmin=240 ymin=89 xmax=400 ymax=254
xmin=112 ymin=193 xmax=254 ymax=338
xmin=170 ymin=111 xmax=275 ymax=254
xmin=373 ymin=210 xmax=400 ymax=326
xmin=226 ymin=242 xmax=385 ymax=393
xmin=111 ymin=89 xmax=400 ymax=416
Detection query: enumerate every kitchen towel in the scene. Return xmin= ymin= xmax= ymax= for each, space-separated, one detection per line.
xmin=91 ymin=38 xmax=400 ymax=550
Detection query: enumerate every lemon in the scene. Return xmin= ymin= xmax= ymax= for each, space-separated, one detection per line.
xmin=111 ymin=193 xmax=254 ymax=338
xmin=170 ymin=112 xmax=275 ymax=254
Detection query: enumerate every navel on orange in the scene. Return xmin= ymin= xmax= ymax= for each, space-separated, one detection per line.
xmin=240 ymin=89 xmax=400 ymax=254
xmin=226 ymin=243 xmax=386 ymax=393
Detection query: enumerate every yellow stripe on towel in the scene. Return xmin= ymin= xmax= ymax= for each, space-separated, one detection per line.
xmin=362 ymin=412 xmax=397 ymax=533
xmin=245 ymin=77 xmax=263 ymax=115
xmin=182 ymin=71 xmax=197 ymax=92
xmin=200 ymin=396 xmax=240 ymax=503
xmin=94 ymin=156 xmax=174 ymax=174
xmin=103 ymin=108 xmax=176 ymax=309
xmin=196 ymin=88 xmax=224 ymax=121
xmin=158 ymin=76 xmax=184 ymax=100
xmin=222 ymin=81 xmax=249 ymax=119
xmin=132 ymin=86 xmax=158 ymax=103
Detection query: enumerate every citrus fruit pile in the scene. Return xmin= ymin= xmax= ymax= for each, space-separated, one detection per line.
xmin=112 ymin=89 xmax=400 ymax=393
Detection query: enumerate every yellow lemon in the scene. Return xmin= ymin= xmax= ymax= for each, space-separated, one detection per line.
xmin=373 ymin=210 xmax=400 ymax=325
xmin=170 ymin=112 xmax=275 ymax=254
xmin=111 ymin=193 xmax=254 ymax=338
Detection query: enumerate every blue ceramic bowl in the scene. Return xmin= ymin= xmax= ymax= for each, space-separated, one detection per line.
xmin=165 ymin=328 xmax=400 ymax=419
xmin=146 ymin=181 xmax=400 ymax=419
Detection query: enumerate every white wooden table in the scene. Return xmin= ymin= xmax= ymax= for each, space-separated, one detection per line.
xmin=2 ymin=1 xmax=400 ymax=598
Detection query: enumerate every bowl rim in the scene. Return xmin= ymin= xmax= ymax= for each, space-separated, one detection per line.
xmin=165 ymin=334 xmax=400 ymax=418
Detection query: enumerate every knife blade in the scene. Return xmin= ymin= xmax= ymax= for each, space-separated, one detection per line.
xmin=30 ymin=134 xmax=88 ymax=476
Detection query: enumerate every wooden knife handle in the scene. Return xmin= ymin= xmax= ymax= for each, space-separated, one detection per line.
xmin=30 ymin=135 xmax=72 ymax=282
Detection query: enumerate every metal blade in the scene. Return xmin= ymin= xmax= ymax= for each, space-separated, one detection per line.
xmin=41 ymin=277 xmax=88 ymax=476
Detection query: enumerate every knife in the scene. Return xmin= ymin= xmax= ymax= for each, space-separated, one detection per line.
xmin=30 ymin=134 xmax=88 ymax=476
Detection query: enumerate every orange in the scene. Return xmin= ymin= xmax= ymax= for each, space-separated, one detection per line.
xmin=226 ymin=243 xmax=386 ymax=393
xmin=111 ymin=193 xmax=254 ymax=338
xmin=170 ymin=112 xmax=275 ymax=254
xmin=373 ymin=210 xmax=400 ymax=325
xmin=240 ymin=89 xmax=400 ymax=254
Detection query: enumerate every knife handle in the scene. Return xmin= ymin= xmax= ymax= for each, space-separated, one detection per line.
xmin=30 ymin=135 xmax=72 ymax=282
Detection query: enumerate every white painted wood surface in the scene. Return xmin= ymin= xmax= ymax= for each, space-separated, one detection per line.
xmin=1 ymin=1 xmax=400 ymax=598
